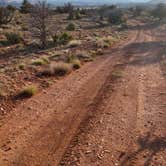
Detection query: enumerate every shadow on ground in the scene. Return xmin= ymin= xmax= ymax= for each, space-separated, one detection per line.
xmin=121 ymin=128 xmax=166 ymax=166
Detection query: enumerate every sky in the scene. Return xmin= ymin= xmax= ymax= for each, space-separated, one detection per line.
xmin=6 ymin=0 xmax=151 ymax=2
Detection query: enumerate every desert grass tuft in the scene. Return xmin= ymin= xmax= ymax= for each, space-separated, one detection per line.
xmin=18 ymin=85 xmax=38 ymax=98
xmin=31 ymin=58 xmax=49 ymax=66
xmin=112 ymin=71 xmax=123 ymax=79
xmin=41 ymin=62 xmax=72 ymax=77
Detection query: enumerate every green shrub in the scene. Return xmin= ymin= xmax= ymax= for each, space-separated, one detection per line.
xmin=59 ymin=32 xmax=73 ymax=45
xmin=66 ymin=22 xmax=76 ymax=31
xmin=19 ymin=85 xmax=37 ymax=98
xmin=5 ymin=32 xmax=23 ymax=45
xmin=52 ymin=32 xmax=72 ymax=45
xmin=75 ymin=10 xmax=81 ymax=19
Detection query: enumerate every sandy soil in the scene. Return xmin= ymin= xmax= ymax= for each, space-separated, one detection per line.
xmin=0 ymin=20 xmax=165 ymax=166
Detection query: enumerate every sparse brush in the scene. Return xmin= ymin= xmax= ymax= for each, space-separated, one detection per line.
xmin=19 ymin=85 xmax=38 ymax=98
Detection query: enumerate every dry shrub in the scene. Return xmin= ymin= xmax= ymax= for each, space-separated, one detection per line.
xmin=31 ymin=58 xmax=49 ymax=66
xmin=19 ymin=85 xmax=38 ymax=98
xmin=68 ymin=40 xmax=81 ymax=48
xmin=41 ymin=62 xmax=72 ymax=77
xmin=70 ymin=59 xmax=81 ymax=69
xmin=76 ymin=51 xmax=93 ymax=61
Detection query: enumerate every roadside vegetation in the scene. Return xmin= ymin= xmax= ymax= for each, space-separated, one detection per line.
xmin=1 ymin=0 xmax=165 ymax=105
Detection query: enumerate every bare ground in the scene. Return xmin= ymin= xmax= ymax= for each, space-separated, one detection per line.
xmin=0 ymin=21 xmax=165 ymax=166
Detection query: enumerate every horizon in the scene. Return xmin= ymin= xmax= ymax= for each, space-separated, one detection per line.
xmin=5 ymin=0 xmax=152 ymax=3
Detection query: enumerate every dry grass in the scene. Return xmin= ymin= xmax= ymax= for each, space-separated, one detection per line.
xmin=68 ymin=40 xmax=81 ymax=48
xmin=41 ymin=62 xmax=72 ymax=77
xmin=31 ymin=58 xmax=49 ymax=66
xmin=76 ymin=51 xmax=93 ymax=62
xmin=112 ymin=71 xmax=123 ymax=78
xmin=70 ymin=59 xmax=81 ymax=69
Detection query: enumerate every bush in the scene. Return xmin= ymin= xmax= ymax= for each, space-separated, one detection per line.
xmin=52 ymin=32 xmax=73 ymax=45
xmin=58 ymin=32 xmax=73 ymax=45
xmin=40 ymin=62 xmax=72 ymax=77
xmin=96 ymin=40 xmax=110 ymax=48
xmin=52 ymin=34 xmax=59 ymax=44
xmin=66 ymin=22 xmax=76 ymax=31
xmin=68 ymin=40 xmax=81 ymax=48
xmin=41 ymin=57 xmax=50 ymax=64
xmin=107 ymin=10 xmax=124 ymax=25
xmin=20 ymin=0 xmax=33 ymax=14
xmin=5 ymin=32 xmax=23 ymax=45
xmin=52 ymin=62 xmax=72 ymax=76
xmin=67 ymin=12 xmax=75 ymax=20
xmin=151 ymin=3 xmax=166 ymax=20
xmin=71 ymin=59 xmax=81 ymax=69
xmin=96 ymin=48 xmax=104 ymax=55
xmin=75 ymin=10 xmax=81 ymax=19
xmin=31 ymin=58 xmax=49 ymax=66
xmin=76 ymin=51 xmax=93 ymax=62
xmin=19 ymin=85 xmax=37 ymax=98
xmin=112 ymin=71 xmax=123 ymax=79
xmin=18 ymin=63 xmax=25 ymax=70
xmin=0 ymin=6 xmax=15 ymax=26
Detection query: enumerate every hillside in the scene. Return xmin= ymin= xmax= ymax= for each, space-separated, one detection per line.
xmin=149 ymin=0 xmax=166 ymax=4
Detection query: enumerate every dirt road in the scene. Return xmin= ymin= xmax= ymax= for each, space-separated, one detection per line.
xmin=0 ymin=21 xmax=165 ymax=166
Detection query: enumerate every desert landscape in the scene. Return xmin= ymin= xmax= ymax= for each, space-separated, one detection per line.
xmin=0 ymin=0 xmax=165 ymax=165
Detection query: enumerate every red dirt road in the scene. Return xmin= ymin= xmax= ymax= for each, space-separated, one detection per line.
xmin=0 ymin=21 xmax=165 ymax=166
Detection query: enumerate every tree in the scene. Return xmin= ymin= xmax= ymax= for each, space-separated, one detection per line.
xmin=133 ymin=6 xmax=143 ymax=17
xmin=29 ymin=1 xmax=51 ymax=48
xmin=20 ymin=0 xmax=33 ymax=13
xmin=151 ymin=3 xmax=166 ymax=20
xmin=0 ymin=6 xmax=15 ymax=26
xmin=108 ymin=10 xmax=124 ymax=25
xmin=98 ymin=5 xmax=117 ymax=21
xmin=64 ymin=3 xmax=75 ymax=20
